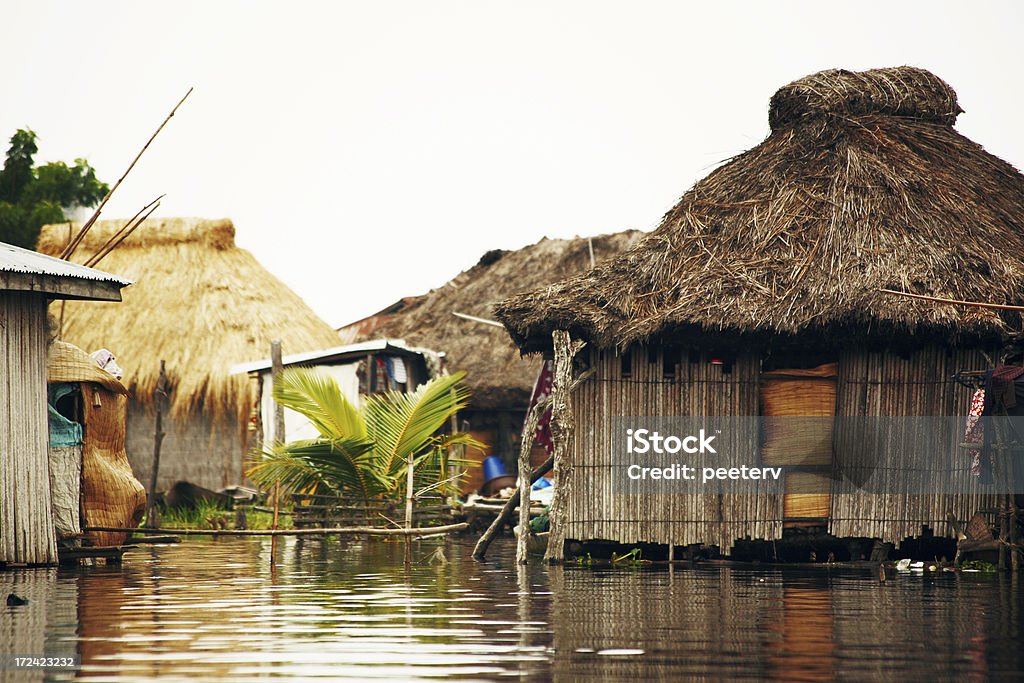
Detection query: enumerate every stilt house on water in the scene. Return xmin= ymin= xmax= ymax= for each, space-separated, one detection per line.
xmin=495 ymin=67 xmax=1024 ymax=555
xmin=38 ymin=218 xmax=342 ymax=493
xmin=0 ymin=242 xmax=128 ymax=565
xmin=344 ymin=232 xmax=641 ymax=492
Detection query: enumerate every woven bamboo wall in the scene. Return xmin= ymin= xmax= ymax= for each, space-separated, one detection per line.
xmin=567 ymin=343 xmax=999 ymax=550
xmin=0 ymin=293 xmax=57 ymax=565
xmin=830 ymin=346 xmax=999 ymax=542
xmin=566 ymin=346 xmax=782 ymax=550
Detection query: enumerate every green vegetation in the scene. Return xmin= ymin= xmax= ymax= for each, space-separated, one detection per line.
xmin=151 ymin=500 xmax=294 ymax=531
xmin=247 ymin=368 xmax=478 ymax=504
xmin=0 ymin=128 xmax=108 ymax=248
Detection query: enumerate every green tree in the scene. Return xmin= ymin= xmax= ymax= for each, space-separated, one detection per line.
xmin=247 ymin=368 xmax=478 ymax=504
xmin=0 ymin=128 xmax=108 ymax=249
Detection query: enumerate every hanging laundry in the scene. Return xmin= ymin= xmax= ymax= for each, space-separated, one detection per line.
xmin=526 ymin=360 xmax=554 ymax=454
xmin=964 ymin=388 xmax=985 ymax=477
xmin=386 ymin=356 xmax=408 ymax=385
xmin=984 ymin=365 xmax=1024 ymax=414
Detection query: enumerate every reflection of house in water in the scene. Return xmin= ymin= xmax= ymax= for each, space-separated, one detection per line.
xmin=339 ymin=231 xmax=641 ymax=493
xmin=38 ymin=218 xmax=342 ymax=493
xmin=497 ymin=67 xmax=1024 ymax=554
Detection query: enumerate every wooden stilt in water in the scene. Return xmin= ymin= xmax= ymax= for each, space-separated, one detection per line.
xmin=404 ymin=358 xmax=416 ymax=569
xmin=544 ymin=330 xmax=585 ymax=564
xmin=515 ymin=394 xmax=547 ymax=565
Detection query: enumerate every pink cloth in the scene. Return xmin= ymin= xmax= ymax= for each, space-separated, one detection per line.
xmin=964 ymin=388 xmax=985 ymax=476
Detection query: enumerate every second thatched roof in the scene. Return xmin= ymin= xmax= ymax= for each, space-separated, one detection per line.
xmin=38 ymin=218 xmax=343 ymax=422
xmin=358 ymin=231 xmax=641 ymax=409
xmin=496 ymin=66 xmax=1024 ymax=353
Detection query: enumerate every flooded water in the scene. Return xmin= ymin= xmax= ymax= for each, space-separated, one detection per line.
xmin=2 ymin=536 xmax=1023 ymax=680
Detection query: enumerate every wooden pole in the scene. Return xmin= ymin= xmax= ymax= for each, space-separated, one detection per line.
xmin=474 ymin=456 xmax=553 ymax=561
xmin=404 ymin=357 xmax=416 ymax=569
xmin=472 ymin=368 xmax=593 ymax=562
xmin=270 ymin=341 xmax=285 ymax=564
xmin=544 ymin=330 xmax=584 ymax=564
xmin=85 ymin=522 xmax=469 ymax=537
xmin=877 ymin=288 xmax=1024 ymax=312
xmin=515 ymin=392 xmax=549 ymax=564
xmin=145 ymin=361 xmax=168 ymax=528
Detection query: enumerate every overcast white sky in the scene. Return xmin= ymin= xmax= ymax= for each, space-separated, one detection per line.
xmin=2 ymin=1 xmax=1022 ymax=327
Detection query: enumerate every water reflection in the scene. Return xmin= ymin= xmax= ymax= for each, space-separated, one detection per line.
xmin=0 ymin=538 xmax=1022 ymax=680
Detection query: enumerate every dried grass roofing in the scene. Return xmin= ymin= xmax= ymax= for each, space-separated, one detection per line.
xmin=496 ymin=67 xmax=1024 ymax=353
xmin=38 ymin=218 xmax=342 ymax=420
xmin=364 ymin=231 xmax=641 ymax=410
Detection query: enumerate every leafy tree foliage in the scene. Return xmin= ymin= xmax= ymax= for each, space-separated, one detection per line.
xmin=0 ymin=129 xmax=108 ymax=249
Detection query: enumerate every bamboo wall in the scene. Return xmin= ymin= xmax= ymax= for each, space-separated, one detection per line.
xmin=566 ymin=347 xmax=782 ymax=551
xmin=830 ymin=346 xmax=999 ymax=541
xmin=566 ymin=342 xmax=999 ymax=550
xmin=0 ymin=293 xmax=57 ymax=564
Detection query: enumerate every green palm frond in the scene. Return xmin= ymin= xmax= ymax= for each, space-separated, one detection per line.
xmin=273 ymin=367 xmax=367 ymax=439
xmin=247 ymin=435 xmax=391 ymax=500
xmin=363 ymin=371 xmax=472 ymax=476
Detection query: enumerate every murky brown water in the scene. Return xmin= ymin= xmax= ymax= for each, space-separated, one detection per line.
xmin=2 ymin=536 xmax=1023 ymax=681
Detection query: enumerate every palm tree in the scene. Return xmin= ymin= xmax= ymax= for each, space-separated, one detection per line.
xmin=247 ymin=367 xmax=477 ymax=504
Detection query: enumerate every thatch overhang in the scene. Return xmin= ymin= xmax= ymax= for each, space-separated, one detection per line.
xmin=361 ymin=231 xmax=641 ymax=410
xmin=495 ymin=67 xmax=1024 ymax=354
xmin=37 ymin=218 xmax=342 ymax=423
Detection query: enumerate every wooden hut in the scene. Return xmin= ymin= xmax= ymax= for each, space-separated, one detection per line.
xmin=343 ymin=231 xmax=640 ymax=492
xmin=495 ymin=67 xmax=1024 ymax=555
xmin=0 ymin=241 xmax=128 ymax=565
xmin=37 ymin=218 xmax=342 ymax=493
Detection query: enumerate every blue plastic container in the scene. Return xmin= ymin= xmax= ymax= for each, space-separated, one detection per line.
xmin=531 ymin=477 xmax=553 ymax=490
xmin=482 ymin=455 xmax=508 ymax=482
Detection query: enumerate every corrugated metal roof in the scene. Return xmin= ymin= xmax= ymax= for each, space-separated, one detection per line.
xmin=0 ymin=241 xmax=130 ymax=285
xmin=230 ymin=339 xmax=429 ymax=375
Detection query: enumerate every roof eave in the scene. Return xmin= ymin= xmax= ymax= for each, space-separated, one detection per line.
xmin=0 ymin=271 xmax=126 ymax=302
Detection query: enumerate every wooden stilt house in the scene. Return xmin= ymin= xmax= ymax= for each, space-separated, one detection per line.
xmin=495 ymin=67 xmax=1024 ymax=554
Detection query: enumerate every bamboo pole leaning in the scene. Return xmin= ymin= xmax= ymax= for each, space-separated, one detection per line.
xmin=473 ymin=366 xmax=593 ymax=562
xmin=85 ymin=523 xmax=469 ymax=537
xmin=61 ymin=88 xmax=192 ymax=261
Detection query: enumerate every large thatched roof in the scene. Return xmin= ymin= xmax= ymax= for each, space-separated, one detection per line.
xmin=496 ymin=67 xmax=1024 ymax=353
xmin=362 ymin=231 xmax=641 ymax=409
xmin=38 ymin=218 xmax=342 ymax=420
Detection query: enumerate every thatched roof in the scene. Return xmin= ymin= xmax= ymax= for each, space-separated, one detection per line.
xmin=362 ymin=231 xmax=641 ymax=410
xmin=38 ymin=218 xmax=342 ymax=420
xmin=496 ymin=67 xmax=1024 ymax=353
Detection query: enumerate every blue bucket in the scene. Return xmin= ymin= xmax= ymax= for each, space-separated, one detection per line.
xmin=482 ymin=455 xmax=508 ymax=483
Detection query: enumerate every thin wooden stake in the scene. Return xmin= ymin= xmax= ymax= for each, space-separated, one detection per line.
xmin=270 ymin=341 xmax=285 ymax=565
xmin=404 ymin=358 xmax=416 ymax=568
xmin=145 ymin=361 xmax=168 ymax=528
xmin=473 ymin=369 xmax=592 ymax=562
xmin=878 ymin=288 xmax=1024 ymax=312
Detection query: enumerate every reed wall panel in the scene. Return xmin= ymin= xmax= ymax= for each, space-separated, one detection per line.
xmin=0 ymin=293 xmax=57 ymax=564
xmin=565 ymin=346 xmax=782 ymax=551
xmin=830 ymin=346 xmax=1000 ymax=542
xmin=566 ymin=342 xmax=1001 ymax=550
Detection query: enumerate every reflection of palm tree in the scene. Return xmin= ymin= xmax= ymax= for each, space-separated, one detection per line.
xmin=247 ymin=368 xmax=478 ymax=503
